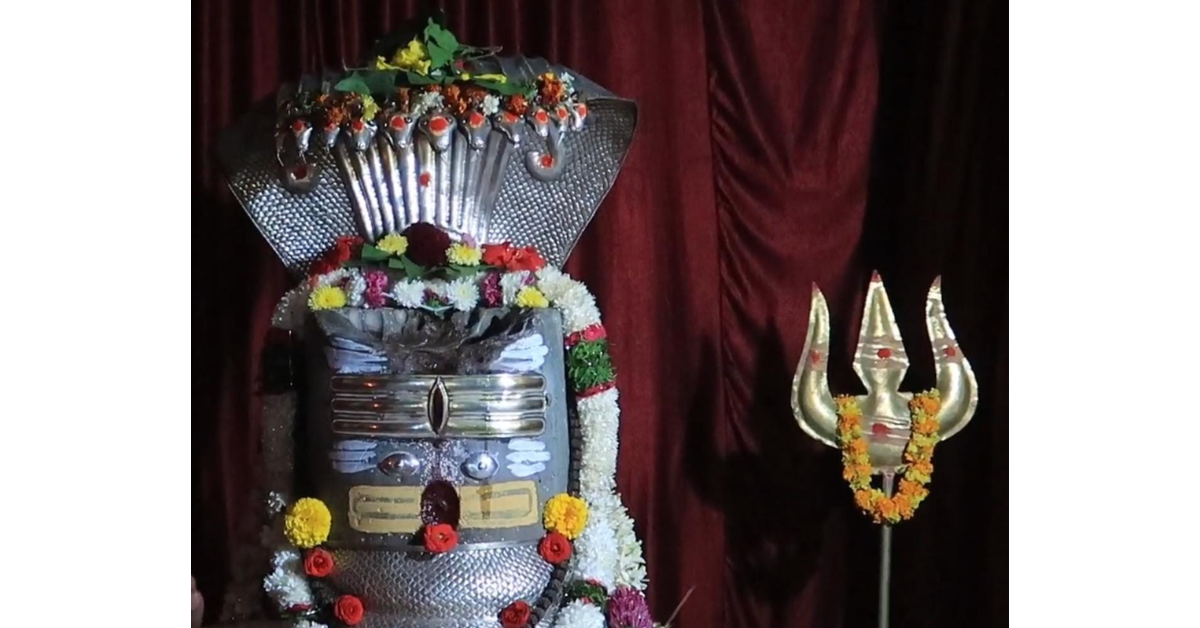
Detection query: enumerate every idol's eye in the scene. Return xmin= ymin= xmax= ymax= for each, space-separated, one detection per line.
xmin=462 ymin=451 xmax=498 ymax=480
xmin=378 ymin=451 xmax=421 ymax=477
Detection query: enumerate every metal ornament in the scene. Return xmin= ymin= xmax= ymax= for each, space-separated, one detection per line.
xmin=219 ymin=58 xmax=637 ymax=275
xmin=790 ymin=272 xmax=979 ymax=628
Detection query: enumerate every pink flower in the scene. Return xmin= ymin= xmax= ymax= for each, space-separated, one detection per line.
xmin=365 ymin=270 xmax=389 ymax=291
xmin=481 ymin=273 xmax=502 ymax=307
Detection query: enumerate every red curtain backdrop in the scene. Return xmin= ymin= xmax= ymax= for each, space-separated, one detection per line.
xmin=192 ymin=1 xmax=1007 ymax=626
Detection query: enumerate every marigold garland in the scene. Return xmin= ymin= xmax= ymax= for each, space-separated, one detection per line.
xmin=835 ymin=390 xmax=941 ymax=524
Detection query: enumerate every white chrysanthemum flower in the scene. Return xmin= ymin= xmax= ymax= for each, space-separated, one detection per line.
xmin=265 ymin=491 xmax=287 ymax=515
xmin=447 ymin=277 xmax=480 ymax=312
xmin=481 ymin=94 xmax=501 ymax=116
xmin=271 ymin=548 xmax=301 ymax=570
xmin=391 ymin=279 xmax=426 ymax=308
xmin=263 ymin=567 xmax=313 ymax=609
xmin=411 ymin=92 xmax=445 ymax=117
xmin=570 ymin=513 xmax=618 ymax=588
xmin=555 ymin=283 xmax=602 ymax=332
xmin=577 ymin=389 xmax=620 ymax=495
xmin=500 ymin=271 xmax=530 ymax=306
xmin=613 ymin=504 xmax=649 ymax=590
xmin=314 ymin=268 xmax=349 ymax=288
xmin=295 ymin=620 xmax=328 ymax=628
xmin=345 ymin=271 xmax=367 ymax=307
xmin=536 ymin=267 xmax=577 ymax=303
xmin=554 ymin=599 xmax=605 ymax=628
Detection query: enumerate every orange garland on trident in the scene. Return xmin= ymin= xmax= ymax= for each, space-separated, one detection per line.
xmin=835 ymin=390 xmax=941 ymax=524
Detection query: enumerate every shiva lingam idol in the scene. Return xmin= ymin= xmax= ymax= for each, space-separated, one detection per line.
xmin=216 ymin=21 xmax=653 ymax=628
xmin=791 ymin=272 xmax=978 ymax=628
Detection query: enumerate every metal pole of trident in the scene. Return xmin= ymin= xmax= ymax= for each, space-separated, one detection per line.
xmin=877 ymin=473 xmax=895 ymax=628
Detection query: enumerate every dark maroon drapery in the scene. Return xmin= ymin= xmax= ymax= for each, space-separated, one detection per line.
xmin=192 ymin=1 xmax=1007 ymax=626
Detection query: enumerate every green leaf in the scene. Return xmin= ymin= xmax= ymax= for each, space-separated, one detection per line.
xmin=425 ymin=19 xmax=460 ymax=53
xmin=334 ymin=74 xmax=371 ymax=95
xmin=360 ymin=244 xmax=391 ymax=261
xmin=387 ymin=255 xmax=427 ymax=278
xmin=473 ymin=79 xmax=527 ymax=96
xmin=360 ymin=70 xmax=399 ymax=94
xmin=406 ymin=70 xmax=437 ymax=85
xmin=427 ymin=41 xmax=453 ymax=70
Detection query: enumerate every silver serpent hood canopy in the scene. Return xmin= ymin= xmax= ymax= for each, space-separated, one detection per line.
xmin=218 ymin=56 xmax=637 ymax=275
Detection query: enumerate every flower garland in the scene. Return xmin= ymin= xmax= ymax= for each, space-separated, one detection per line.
xmin=835 ymin=390 xmax=941 ymax=524
xmin=263 ymin=223 xmax=649 ymax=626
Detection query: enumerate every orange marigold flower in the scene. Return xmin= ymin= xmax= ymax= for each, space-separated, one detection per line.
xmin=842 ymin=465 xmax=858 ymax=482
xmin=506 ymin=94 xmax=529 ymax=116
xmin=877 ymin=497 xmax=899 ymax=522
xmin=912 ymin=460 xmax=934 ymax=476
xmin=898 ymin=478 xmax=922 ymax=495
xmin=894 ymin=494 xmax=914 ymax=518
xmin=848 ymin=439 xmax=868 ymax=455
xmin=854 ymin=490 xmax=875 ymax=511
xmin=912 ymin=418 xmax=938 ymax=436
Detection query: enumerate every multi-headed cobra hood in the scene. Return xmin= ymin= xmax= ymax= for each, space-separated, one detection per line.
xmin=792 ymin=273 xmax=979 ymax=471
xmin=218 ymin=57 xmax=637 ymax=275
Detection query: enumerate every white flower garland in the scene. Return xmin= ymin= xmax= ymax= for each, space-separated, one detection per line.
xmin=261 ymin=265 xmax=650 ymax=624
xmin=555 ymin=599 xmax=606 ymax=628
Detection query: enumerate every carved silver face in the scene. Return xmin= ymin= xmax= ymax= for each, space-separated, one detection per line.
xmin=303 ymin=307 xmax=572 ymax=626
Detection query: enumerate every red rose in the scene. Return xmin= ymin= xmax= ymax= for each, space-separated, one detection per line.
xmin=401 ymin=222 xmax=451 ymax=267
xmin=538 ymin=532 xmax=572 ymax=565
xmin=581 ymin=324 xmax=606 ymax=342
xmin=499 ymin=600 xmax=531 ymax=628
xmin=333 ymin=595 xmax=364 ymax=626
xmin=423 ymin=523 xmax=459 ymax=553
xmin=508 ymin=246 xmax=546 ymax=272
xmin=482 ymin=242 xmax=516 ymax=267
xmin=303 ymin=548 xmax=334 ymax=578
xmin=333 ymin=236 xmax=364 ymax=264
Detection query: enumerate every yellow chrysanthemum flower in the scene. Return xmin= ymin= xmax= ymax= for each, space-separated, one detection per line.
xmin=447 ymin=243 xmax=481 ymax=266
xmin=393 ymin=38 xmax=431 ymax=76
xmin=362 ymin=94 xmax=380 ymax=121
xmin=284 ymin=498 xmax=332 ymax=548
xmin=543 ymin=494 xmax=589 ymax=540
xmin=377 ymin=233 xmax=409 ymax=256
xmin=515 ymin=286 xmax=549 ymax=309
xmin=309 ymin=285 xmax=347 ymax=311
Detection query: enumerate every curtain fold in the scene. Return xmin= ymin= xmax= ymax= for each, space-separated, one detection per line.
xmin=192 ymin=1 xmax=1006 ymax=626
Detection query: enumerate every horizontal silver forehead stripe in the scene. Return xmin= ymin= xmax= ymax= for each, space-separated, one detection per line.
xmin=331 ymin=417 xmax=545 ymax=438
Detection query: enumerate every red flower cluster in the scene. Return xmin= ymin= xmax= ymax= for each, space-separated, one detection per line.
xmin=538 ymin=531 xmax=572 ymax=565
xmin=499 ymin=600 xmax=531 ymax=628
xmin=309 ymin=235 xmax=364 ymax=277
xmin=566 ymin=324 xmax=607 ymax=348
xmin=303 ymin=548 xmax=334 ymax=578
xmin=423 ymin=522 xmax=459 ymax=553
xmin=481 ymin=242 xmax=546 ymax=272
xmin=334 ymin=594 xmax=364 ymax=626
xmin=402 ymin=222 xmax=451 ymax=267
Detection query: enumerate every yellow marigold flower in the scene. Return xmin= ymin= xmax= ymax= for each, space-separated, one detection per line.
xmin=854 ymin=489 xmax=876 ymax=511
xmin=309 ymin=285 xmax=347 ymax=311
xmin=447 ymin=243 xmax=482 ymax=266
xmin=515 ymin=286 xmax=549 ymax=308
xmin=284 ymin=498 xmax=332 ymax=549
xmin=543 ymin=494 xmax=589 ymax=539
xmin=377 ymin=233 xmax=409 ymax=256
xmin=393 ymin=38 xmax=431 ymax=76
